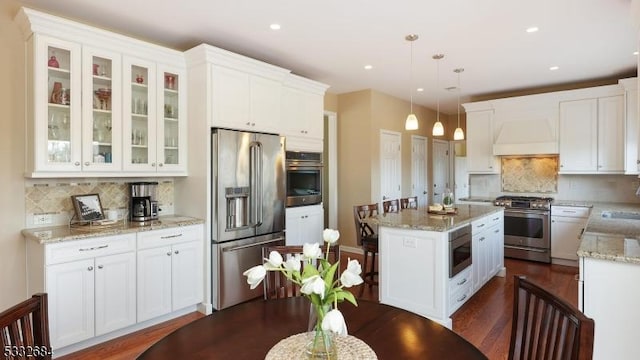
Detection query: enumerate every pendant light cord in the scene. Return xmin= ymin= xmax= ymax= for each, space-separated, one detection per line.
xmin=409 ymin=40 xmax=414 ymax=113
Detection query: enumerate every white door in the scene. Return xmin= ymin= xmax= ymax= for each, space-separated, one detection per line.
xmin=432 ymin=139 xmax=450 ymax=204
xmin=411 ymin=135 xmax=428 ymax=207
xmin=380 ymin=130 xmax=402 ymax=202
xmin=451 ymin=141 xmax=469 ymax=201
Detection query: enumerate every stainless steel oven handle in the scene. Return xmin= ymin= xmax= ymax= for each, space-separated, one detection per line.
xmin=222 ymin=237 xmax=285 ymax=252
xmin=505 ymin=209 xmax=549 ymax=215
xmin=504 ymin=244 xmax=548 ymax=253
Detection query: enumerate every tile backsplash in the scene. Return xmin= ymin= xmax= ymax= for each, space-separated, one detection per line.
xmin=501 ymin=156 xmax=558 ymax=193
xmin=25 ymin=178 xmax=174 ymax=227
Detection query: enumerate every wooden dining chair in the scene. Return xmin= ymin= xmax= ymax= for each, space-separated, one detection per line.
xmin=400 ymin=196 xmax=418 ymax=209
xmin=0 ymin=293 xmax=51 ymax=360
xmin=262 ymin=245 xmax=338 ymax=300
xmin=509 ymin=275 xmax=594 ymax=360
xmin=353 ymin=204 xmax=379 ymax=296
xmin=382 ymin=199 xmax=400 ymax=213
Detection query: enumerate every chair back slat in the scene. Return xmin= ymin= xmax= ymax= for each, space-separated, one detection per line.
xmin=262 ymin=245 xmax=338 ymax=300
xmin=509 ymin=276 xmax=594 ymax=360
xmin=400 ymin=196 xmax=418 ymax=209
xmin=0 ymin=293 xmax=51 ymax=360
xmin=353 ymin=204 xmax=379 ymax=246
xmin=382 ymin=199 xmax=399 ymax=213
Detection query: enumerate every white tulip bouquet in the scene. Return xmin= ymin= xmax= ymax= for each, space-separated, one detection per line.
xmin=243 ymin=228 xmax=363 ymax=339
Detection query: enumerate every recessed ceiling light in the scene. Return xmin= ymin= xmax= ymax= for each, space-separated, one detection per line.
xmin=417 ymin=88 xmax=424 ymax=92
xmin=526 ymin=27 xmax=539 ymax=33
xmin=634 ymin=51 xmax=639 ymax=56
xmin=270 ymin=24 xmax=281 ymax=30
xmin=549 ymin=66 xmax=559 ymax=71
xmin=364 ymin=65 xmax=373 ymax=70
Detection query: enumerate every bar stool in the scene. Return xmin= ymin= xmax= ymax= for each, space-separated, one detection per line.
xmin=353 ymin=203 xmax=379 ymax=296
xmin=400 ymin=196 xmax=418 ymax=209
xmin=382 ymin=199 xmax=400 ymax=213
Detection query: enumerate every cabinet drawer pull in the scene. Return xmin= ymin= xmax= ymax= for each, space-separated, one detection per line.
xmin=492 ymin=217 xmax=500 ymax=221
xmin=477 ymin=224 xmax=485 ymax=228
xmin=87 ymin=266 xmax=94 ymax=271
xmin=158 ymin=163 xmax=163 ymax=167
xmin=174 ymin=250 xmax=180 ymax=255
xmin=494 ymin=229 xmax=499 ymax=233
xmin=79 ymin=244 xmax=108 ymax=252
xmin=457 ymin=278 xmax=467 ymax=286
xmin=457 ymin=294 xmax=468 ymax=302
xmin=479 ymin=237 xmax=485 ymax=241
xmin=161 ymin=234 xmax=183 ymax=239
xmin=84 ymin=162 xmax=90 ymax=166
xmin=166 ymin=252 xmax=172 ymax=256
xmin=97 ymin=265 xmax=103 ymax=269
xmin=75 ymin=161 xmax=81 ymax=166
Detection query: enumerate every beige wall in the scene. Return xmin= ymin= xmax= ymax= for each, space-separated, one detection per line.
xmin=336 ymin=89 xmax=456 ymax=247
xmin=0 ymin=0 xmax=28 ymax=310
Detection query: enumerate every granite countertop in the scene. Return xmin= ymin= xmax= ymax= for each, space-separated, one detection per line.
xmin=22 ymin=215 xmax=205 ymax=244
xmin=365 ymin=204 xmax=503 ymax=232
xmin=558 ymin=201 xmax=640 ymax=264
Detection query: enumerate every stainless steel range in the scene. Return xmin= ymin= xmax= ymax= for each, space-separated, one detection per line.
xmin=494 ymin=195 xmax=553 ymax=263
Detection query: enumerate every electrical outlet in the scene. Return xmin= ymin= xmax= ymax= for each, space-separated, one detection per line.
xmin=33 ymin=214 xmax=53 ymax=225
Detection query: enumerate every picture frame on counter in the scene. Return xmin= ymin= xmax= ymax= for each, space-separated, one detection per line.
xmin=71 ymin=193 xmax=105 ymax=222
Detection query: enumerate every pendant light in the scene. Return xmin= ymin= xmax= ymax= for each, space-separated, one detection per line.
xmin=453 ymin=68 xmax=465 ymax=140
xmin=432 ymin=54 xmax=445 ymax=136
xmin=405 ymin=34 xmax=419 ymax=131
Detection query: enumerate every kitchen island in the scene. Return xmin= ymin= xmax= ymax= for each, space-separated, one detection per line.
xmin=574 ymin=202 xmax=640 ymax=360
xmin=366 ymin=205 xmax=505 ymax=328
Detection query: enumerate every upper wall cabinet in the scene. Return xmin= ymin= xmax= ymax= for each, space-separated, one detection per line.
xmin=462 ymin=103 xmax=500 ymax=174
xmin=184 ymin=44 xmax=290 ymax=135
xmin=558 ymin=88 xmax=624 ymax=174
xmin=184 ymin=44 xmax=328 ymax=152
xmin=16 ymin=7 xmax=187 ymax=178
xmin=281 ymin=74 xmax=329 ymax=152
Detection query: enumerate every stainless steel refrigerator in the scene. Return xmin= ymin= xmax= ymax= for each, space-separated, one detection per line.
xmin=211 ymin=128 xmax=286 ymax=310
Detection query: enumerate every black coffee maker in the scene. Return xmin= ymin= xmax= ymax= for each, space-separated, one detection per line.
xmin=129 ymin=182 xmax=159 ymax=223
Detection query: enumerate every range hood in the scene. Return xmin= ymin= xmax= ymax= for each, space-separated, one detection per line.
xmin=493 ymin=119 xmax=558 ymax=155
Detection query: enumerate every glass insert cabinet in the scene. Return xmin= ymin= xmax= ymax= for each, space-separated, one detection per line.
xmin=25 ymin=28 xmax=186 ymax=177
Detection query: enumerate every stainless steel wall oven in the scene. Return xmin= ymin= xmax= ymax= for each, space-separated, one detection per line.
xmin=285 ymin=151 xmax=323 ymax=207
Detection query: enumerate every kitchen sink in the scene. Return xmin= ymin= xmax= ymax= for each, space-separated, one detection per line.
xmin=601 ymin=211 xmax=640 ymax=220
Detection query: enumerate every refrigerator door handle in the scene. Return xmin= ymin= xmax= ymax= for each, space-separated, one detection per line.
xmin=249 ymin=141 xmax=264 ymax=227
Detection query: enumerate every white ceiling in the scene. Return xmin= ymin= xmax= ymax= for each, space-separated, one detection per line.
xmin=15 ymin=0 xmax=639 ymax=114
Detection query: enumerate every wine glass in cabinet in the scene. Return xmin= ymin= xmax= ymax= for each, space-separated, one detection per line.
xmin=157 ymin=67 xmax=186 ymax=172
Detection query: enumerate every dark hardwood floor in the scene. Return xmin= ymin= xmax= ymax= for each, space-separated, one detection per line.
xmin=58 ymin=255 xmax=578 ymax=360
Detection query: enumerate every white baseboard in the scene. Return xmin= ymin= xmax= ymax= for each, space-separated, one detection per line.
xmin=198 ymin=302 xmax=213 ymax=315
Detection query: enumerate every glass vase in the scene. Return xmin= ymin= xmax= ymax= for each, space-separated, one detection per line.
xmin=305 ymin=303 xmax=337 ymax=359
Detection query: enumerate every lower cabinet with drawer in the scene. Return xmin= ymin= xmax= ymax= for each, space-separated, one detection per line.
xmin=448 ymin=266 xmax=472 ymax=315
xmin=28 ymin=234 xmax=137 ymax=349
xmin=136 ymin=225 xmax=203 ymax=322
xmin=471 ymin=210 xmax=505 ymax=293
xmin=25 ymin=223 xmax=204 ymax=354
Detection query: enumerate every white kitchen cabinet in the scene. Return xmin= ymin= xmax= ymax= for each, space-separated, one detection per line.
xmin=281 ymin=74 xmax=329 ymax=152
xmin=621 ymin=78 xmax=639 ymax=174
xmin=447 ymin=266 xmax=472 ymax=315
xmin=210 ymin=64 xmax=284 ymax=134
xmin=28 ymin=234 xmax=137 ymax=349
xmin=137 ymin=225 xmax=203 ymax=322
xmin=559 ymin=96 xmax=624 ymax=173
xmin=464 ymin=109 xmax=501 ymax=174
xmin=551 ymin=205 xmax=590 ymax=263
xmin=18 ymin=7 xmax=187 ymax=178
xmin=122 ymin=59 xmax=187 ymax=174
xmin=471 ymin=211 xmax=504 ymax=292
xmin=580 ymin=255 xmax=640 ymax=360
xmin=285 ymin=204 xmax=324 ymax=245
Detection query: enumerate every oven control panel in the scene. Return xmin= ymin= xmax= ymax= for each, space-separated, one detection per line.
xmin=494 ymin=196 xmax=552 ymax=210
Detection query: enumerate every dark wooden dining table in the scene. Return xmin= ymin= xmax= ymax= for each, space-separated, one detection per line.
xmin=137 ymin=297 xmax=488 ymax=359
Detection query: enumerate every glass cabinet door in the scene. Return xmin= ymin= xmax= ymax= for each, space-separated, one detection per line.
xmin=82 ymin=48 xmax=122 ymax=171
xmin=157 ymin=66 xmax=185 ymax=171
xmin=39 ymin=36 xmax=82 ymax=172
xmin=123 ymin=57 xmax=156 ymax=171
